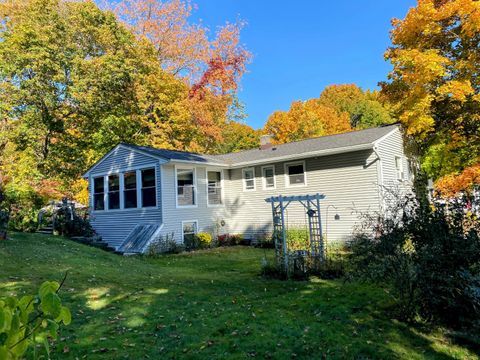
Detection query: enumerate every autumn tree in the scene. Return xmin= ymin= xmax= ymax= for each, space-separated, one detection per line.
xmin=318 ymin=84 xmax=393 ymax=129
xmin=381 ymin=0 xmax=480 ymax=193
xmin=264 ymin=99 xmax=351 ymax=144
xmin=115 ymin=0 xmax=251 ymax=152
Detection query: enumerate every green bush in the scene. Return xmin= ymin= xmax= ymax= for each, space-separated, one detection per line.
xmin=348 ymin=192 xmax=480 ymax=327
xmin=196 ymin=232 xmax=213 ymax=248
xmin=54 ymin=204 xmax=94 ymax=237
xmin=0 ymin=280 xmax=71 ymax=359
xmin=147 ymin=233 xmax=183 ymax=256
xmin=286 ymin=227 xmax=309 ymax=251
xmin=229 ymin=234 xmax=243 ymax=246
xmin=255 ymin=233 xmax=275 ymax=248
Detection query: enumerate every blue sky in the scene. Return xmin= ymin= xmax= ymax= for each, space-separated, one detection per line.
xmin=191 ymin=0 xmax=417 ymax=129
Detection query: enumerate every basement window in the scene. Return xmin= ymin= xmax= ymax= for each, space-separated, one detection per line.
xmin=182 ymin=220 xmax=198 ymax=244
xmin=93 ymin=177 xmax=105 ymax=211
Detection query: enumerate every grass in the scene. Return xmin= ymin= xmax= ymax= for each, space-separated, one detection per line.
xmin=1 ymin=232 xmax=478 ymax=359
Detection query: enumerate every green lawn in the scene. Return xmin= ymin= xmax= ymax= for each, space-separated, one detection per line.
xmin=0 ymin=233 xmax=478 ymax=359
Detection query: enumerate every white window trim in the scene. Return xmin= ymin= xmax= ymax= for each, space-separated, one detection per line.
xmin=181 ymin=220 xmax=198 ymax=243
xmin=284 ymin=160 xmax=307 ymax=188
xmin=175 ymin=165 xmax=198 ymax=209
xmin=91 ymin=164 xmax=159 ymax=213
xmin=242 ymin=167 xmax=256 ymax=192
xmin=206 ymin=169 xmax=225 ymax=208
xmin=261 ymin=165 xmax=276 ymax=190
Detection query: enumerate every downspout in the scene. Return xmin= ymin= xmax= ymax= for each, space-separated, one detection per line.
xmin=373 ymin=146 xmax=385 ymax=212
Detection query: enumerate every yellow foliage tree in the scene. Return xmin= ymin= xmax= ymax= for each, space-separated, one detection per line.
xmin=264 ymin=99 xmax=351 ymax=144
xmin=381 ymin=0 xmax=480 ymax=191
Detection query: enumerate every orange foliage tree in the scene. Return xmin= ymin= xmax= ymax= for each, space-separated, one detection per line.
xmin=264 ymin=99 xmax=351 ymax=144
xmin=115 ymin=0 xmax=252 ymax=153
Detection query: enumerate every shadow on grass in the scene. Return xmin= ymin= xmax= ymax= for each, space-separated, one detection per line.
xmin=0 ymin=232 xmax=475 ymax=359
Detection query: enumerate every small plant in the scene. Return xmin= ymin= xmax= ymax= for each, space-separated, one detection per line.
xmin=229 ymin=234 xmax=243 ymax=246
xmin=255 ymin=233 xmax=274 ymax=248
xmin=147 ymin=233 xmax=183 ymax=256
xmin=0 ymin=278 xmax=71 ymax=359
xmin=286 ymin=227 xmax=309 ymax=251
xmin=196 ymin=232 xmax=213 ymax=248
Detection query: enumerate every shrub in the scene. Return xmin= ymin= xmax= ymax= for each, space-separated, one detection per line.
xmin=147 ymin=233 xmax=183 ymax=256
xmin=255 ymin=233 xmax=275 ymax=248
xmin=217 ymin=234 xmax=244 ymax=246
xmin=0 ymin=279 xmax=71 ymax=359
xmin=348 ymin=190 xmax=480 ymax=328
xmin=229 ymin=234 xmax=243 ymax=246
xmin=54 ymin=202 xmax=94 ymax=237
xmin=286 ymin=227 xmax=309 ymax=251
xmin=196 ymin=232 xmax=213 ymax=248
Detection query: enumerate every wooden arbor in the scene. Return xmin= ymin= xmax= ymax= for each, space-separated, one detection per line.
xmin=265 ymin=194 xmax=326 ymax=274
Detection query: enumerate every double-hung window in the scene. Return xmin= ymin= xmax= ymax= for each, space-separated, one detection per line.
xmin=285 ymin=161 xmax=306 ymax=187
xmin=123 ymin=171 xmax=137 ymax=208
xmin=207 ymin=171 xmax=222 ymax=205
xmin=242 ymin=168 xmax=255 ymax=191
xmin=108 ymin=174 xmax=120 ymax=210
xmin=395 ymin=156 xmax=405 ymax=181
xmin=177 ymin=169 xmax=196 ymax=206
xmin=262 ymin=166 xmax=275 ymax=189
xmin=141 ymin=168 xmax=156 ymax=207
xmin=93 ymin=177 xmax=105 ymax=210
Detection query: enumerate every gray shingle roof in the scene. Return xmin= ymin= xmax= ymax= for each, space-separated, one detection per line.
xmin=123 ymin=124 xmax=399 ymax=166
xmin=211 ymin=124 xmax=399 ymax=165
xmin=123 ymin=144 xmax=225 ymax=164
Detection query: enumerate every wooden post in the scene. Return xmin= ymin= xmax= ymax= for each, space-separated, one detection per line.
xmin=316 ymin=193 xmax=325 ymax=260
xmin=279 ymin=195 xmax=288 ymax=273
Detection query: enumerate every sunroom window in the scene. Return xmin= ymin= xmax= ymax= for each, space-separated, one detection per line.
xmin=207 ymin=171 xmax=222 ymax=205
xmin=123 ymin=171 xmax=137 ymax=208
xmin=177 ymin=169 xmax=196 ymax=206
xmin=141 ymin=168 xmax=156 ymax=207
xmin=286 ymin=162 xmax=306 ymax=186
xmin=93 ymin=177 xmax=105 ymax=210
xmin=108 ymin=174 xmax=120 ymax=210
